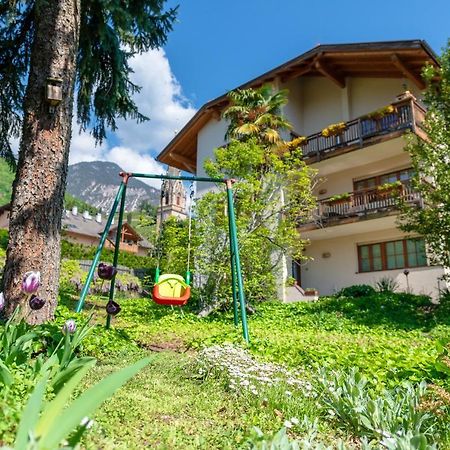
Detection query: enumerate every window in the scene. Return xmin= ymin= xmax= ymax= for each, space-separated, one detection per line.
xmin=358 ymin=238 xmax=427 ymax=273
xmin=354 ymin=168 xmax=414 ymax=192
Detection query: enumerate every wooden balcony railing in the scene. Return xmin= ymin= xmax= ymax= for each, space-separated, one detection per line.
xmin=292 ymin=97 xmax=426 ymax=161
xmin=313 ymin=182 xmax=422 ymax=222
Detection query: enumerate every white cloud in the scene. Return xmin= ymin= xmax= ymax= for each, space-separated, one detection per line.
xmin=106 ymin=146 xmax=165 ymax=188
xmin=115 ymin=49 xmax=197 ymax=152
xmin=69 ymin=48 xmax=197 ymax=186
xmin=70 ymin=129 xmax=106 ymax=164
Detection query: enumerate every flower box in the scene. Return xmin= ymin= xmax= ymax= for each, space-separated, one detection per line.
xmin=304 ymin=288 xmax=318 ymax=296
xmin=321 ymin=122 xmax=347 ymax=138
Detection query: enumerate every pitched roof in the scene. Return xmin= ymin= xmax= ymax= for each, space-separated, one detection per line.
xmin=62 ymin=212 xmax=104 ymax=237
xmin=156 ymin=40 xmax=439 ymax=173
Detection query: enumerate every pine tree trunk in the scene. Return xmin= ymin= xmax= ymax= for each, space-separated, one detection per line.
xmin=3 ymin=0 xmax=81 ymax=323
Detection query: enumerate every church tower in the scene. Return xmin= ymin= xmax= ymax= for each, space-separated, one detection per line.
xmin=157 ymin=166 xmax=187 ymax=226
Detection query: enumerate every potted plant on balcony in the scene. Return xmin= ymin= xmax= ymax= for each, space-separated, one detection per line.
xmin=325 ymin=192 xmax=351 ymax=205
xmin=304 ymin=287 xmax=319 ymax=296
xmin=376 ymin=180 xmax=403 ymax=198
xmin=321 ymin=122 xmax=347 ymax=138
xmin=364 ymin=104 xmax=397 ymax=121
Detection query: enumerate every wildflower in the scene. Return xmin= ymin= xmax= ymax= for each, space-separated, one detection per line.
xmin=0 ymin=292 xmax=4 ymax=311
xmin=98 ymin=263 xmax=117 ymax=281
xmin=283 ymin=420 xmax=293 ymax=428
xmin=22 ymin=271 xmax=41 ymax=294
xmin=290 ymin=417 xmax=299 ymax=425
xmin=106 ymin=300 xmax=121 ymax=316
xmin=327 ymin=409 xmax=336 ymax=417
xmin=29 ymin=295 xmax=45 ymax=310
xmin=285 ymin=390 xmax=292 ymax=397
xmin=62 ymin=319 xmax=77 ymax=335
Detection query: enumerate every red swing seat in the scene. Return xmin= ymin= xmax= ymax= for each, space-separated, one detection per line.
xmin=152 ymin=274 xmax=191 ymax=306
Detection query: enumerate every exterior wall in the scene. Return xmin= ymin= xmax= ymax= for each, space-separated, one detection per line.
xmin=349 ymin=78 xmax=421 ymax=118
xmin=299 ymin=77 xmax=343 ymax=135
xmin=301 ymin=227 xmax=444 ymax=299
xmin=197 ymin=118 xmax=228 ymax=195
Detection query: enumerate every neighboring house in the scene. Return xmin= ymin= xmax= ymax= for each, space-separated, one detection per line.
xmin=157 ymin=40 xmax=445 ymax=300
xmin=0 ymin=205 xmax=152 ymax=256
xmin=156 ymin=166 xmax=188 ymax=226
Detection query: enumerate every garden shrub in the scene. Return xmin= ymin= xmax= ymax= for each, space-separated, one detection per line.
xmin=60 ymin=240 xmax=156 ymax=270
xmin=337 ymin=285 xmax=376 ymax=298
xmin=375 ymin=276 xmax=399 ymax=293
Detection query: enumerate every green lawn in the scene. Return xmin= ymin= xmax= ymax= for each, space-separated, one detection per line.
xmin=2 ymin=290 xmax=450 ymax=448
xmin=48 ymin=291 xmax=450 ymax=448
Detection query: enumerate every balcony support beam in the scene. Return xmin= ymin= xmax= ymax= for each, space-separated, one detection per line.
xmin=391 ymin=54 xmax=426 ymax=90
xmin=315 ymin=58 xmax=346 ymax=88
xmin=169 ymin=152 xmax=196 ymax=173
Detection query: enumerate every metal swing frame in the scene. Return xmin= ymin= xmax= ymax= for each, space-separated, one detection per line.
xmin=74 ymin=171 xmax=250 ymax=343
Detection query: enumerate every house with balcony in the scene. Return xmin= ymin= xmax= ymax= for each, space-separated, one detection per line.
xmin=157 ymin=40 xmax=444 ymax=299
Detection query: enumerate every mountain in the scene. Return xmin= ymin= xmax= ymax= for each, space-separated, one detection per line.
xmin=66 ymin=161 xmax=160 ymax=212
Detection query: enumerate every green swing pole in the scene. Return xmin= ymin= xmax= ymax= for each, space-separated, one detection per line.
xmin=227 ymin=209 xmax=239 ymax=327
xmin=106 ymin=176 xmax=128 ymax=328
xmin=75 ymin=181 xmax=126 ymax=313
xmin=226 ymin=179 xmax=249 ymax=343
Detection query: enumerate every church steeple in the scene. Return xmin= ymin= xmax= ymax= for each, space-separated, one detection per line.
xmin=157 ymin=166 xmax=187 ymax=226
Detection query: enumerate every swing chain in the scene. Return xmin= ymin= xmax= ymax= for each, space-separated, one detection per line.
xmin=186 ymin=182 xmax=195 ymax=274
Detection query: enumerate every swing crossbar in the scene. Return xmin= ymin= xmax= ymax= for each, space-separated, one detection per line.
xmin=127 ymin=172 xmax=227 ymax=184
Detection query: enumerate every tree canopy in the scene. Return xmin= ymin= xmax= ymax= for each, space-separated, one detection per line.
xmin=400 ymin=41 xmax=450 ymax=271
xmin=0 ymin=0 xmax=177 ymax=167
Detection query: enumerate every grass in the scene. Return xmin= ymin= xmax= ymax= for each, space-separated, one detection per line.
xmin=2 ymin=290 xmax=450 ymax=448
xmin=80 ymin=351 xmax=251 ymax=449
xmin=47 ymin=290 xmax=450 ymax=448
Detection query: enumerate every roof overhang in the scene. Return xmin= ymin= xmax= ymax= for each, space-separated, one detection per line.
xmin=157 ymin=40 xmax=439 ymax=174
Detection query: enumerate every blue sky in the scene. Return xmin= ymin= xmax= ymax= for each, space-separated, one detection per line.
xmin=70 ymin=0 xmax=450 ymax=185
xmin=164 ymin=0 xmax=450 ymax=107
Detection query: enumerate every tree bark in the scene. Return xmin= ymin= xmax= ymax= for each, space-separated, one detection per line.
xmin=3 ymin=0 xmax=81 ymax=323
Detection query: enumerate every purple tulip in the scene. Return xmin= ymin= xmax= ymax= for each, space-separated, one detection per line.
xmin=29 ymin=295 xmax=45 ymax=310
xmin=22 ymin=271 xmax=41 ymax=294
xmin=98 ymin=263 xmax=117 ymax=281
xmin=0 ymin=292 xmax=4 ymax=311
xmin=62 ymin=319 xmax=77 ymax=335
xmin=106 ymin=300 xmax=121 ymax=316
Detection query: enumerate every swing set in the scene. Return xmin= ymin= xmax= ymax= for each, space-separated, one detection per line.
xmin=74 ymin=171 xmax=250 ymax=342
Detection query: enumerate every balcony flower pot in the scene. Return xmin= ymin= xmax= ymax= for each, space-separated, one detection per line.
xmin=304 ymin=288 xmax=318 ymax=296
xmin=325 ymin=193 xmax=351 ymax=205
xmin=364 ymin=105 xmax=397 ymax=121
xmin=376 ymin=181 xmax=403 ymax=198
xmin=321 ymin=122 xmax=347 ymax=138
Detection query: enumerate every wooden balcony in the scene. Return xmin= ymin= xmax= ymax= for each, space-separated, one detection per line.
xmin=104 ymin=240 xmax=140 ymax=254
xmin=292 ymin=97 xmax=426 ymax=163
xmin=301 ymin=183 xmax=422 ymax=230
